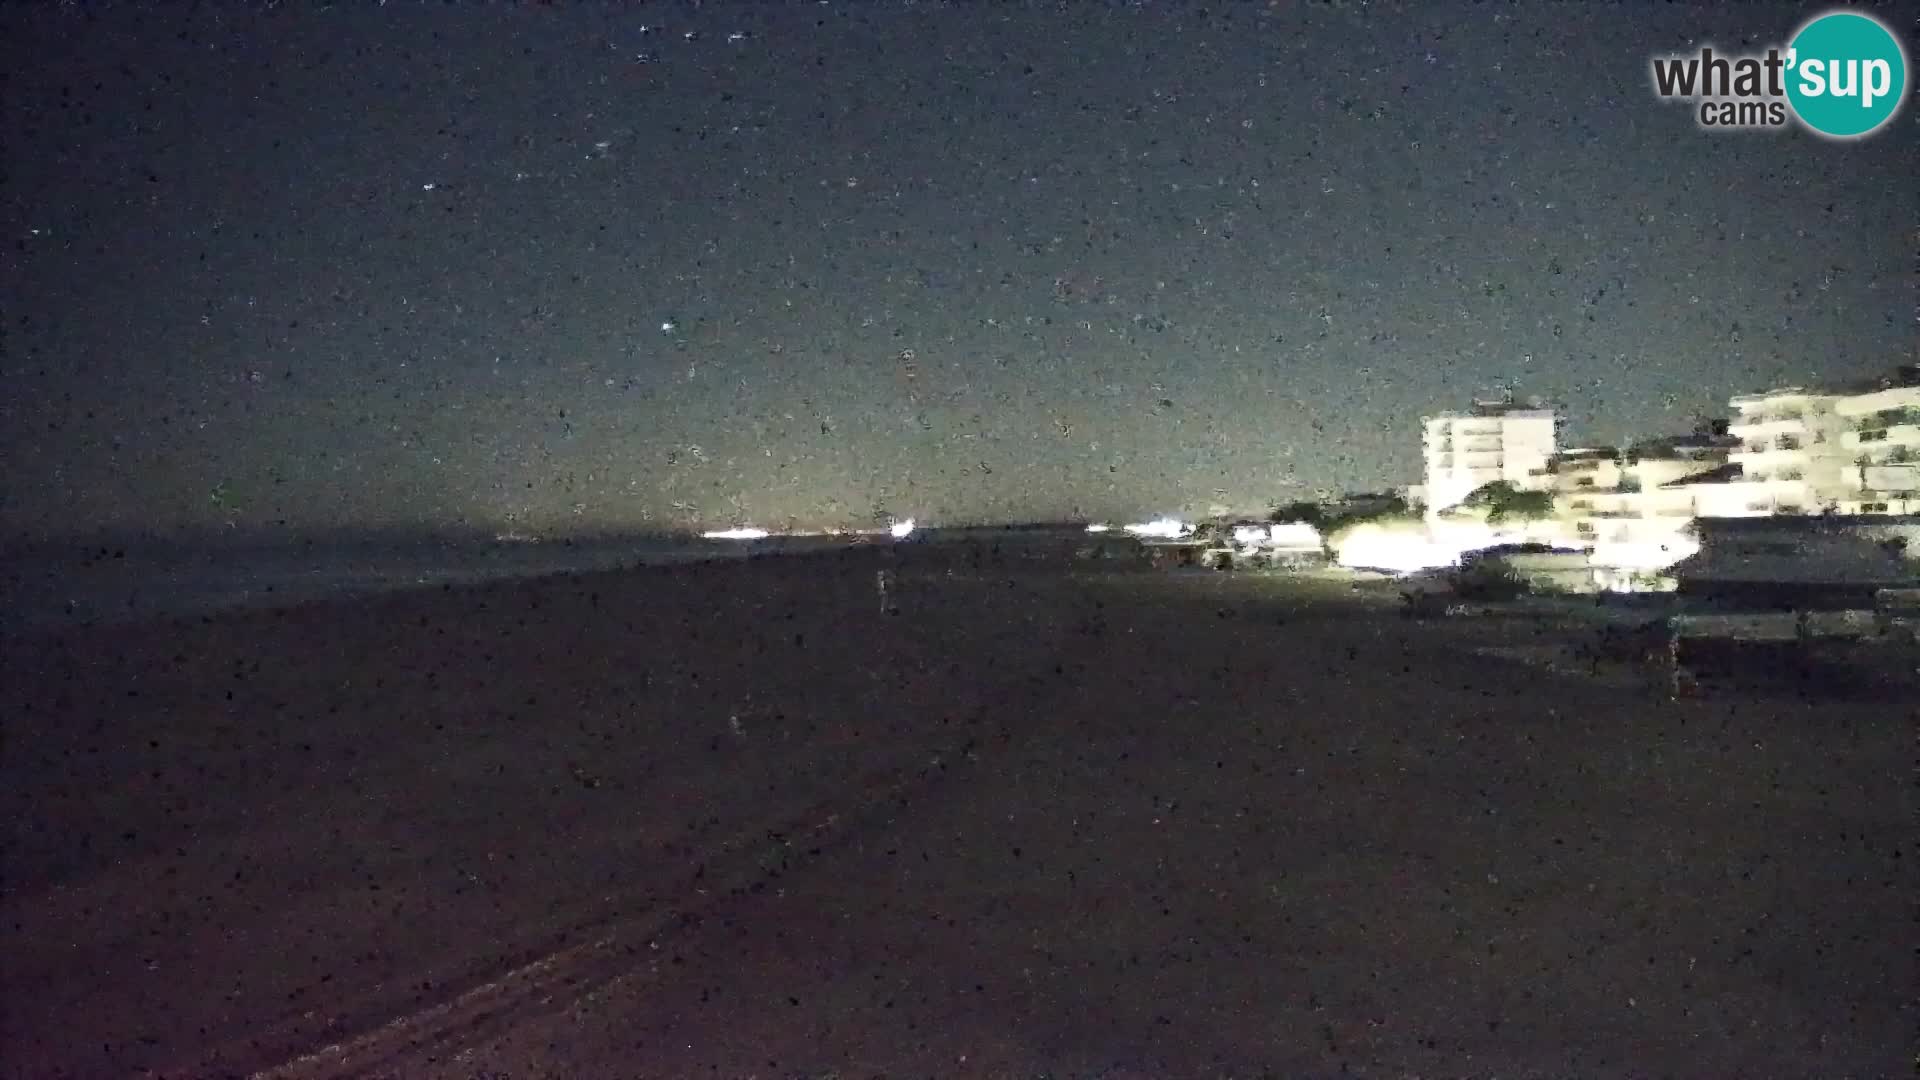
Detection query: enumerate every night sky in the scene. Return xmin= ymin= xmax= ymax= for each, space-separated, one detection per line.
xmin=2 ymin=2 xmax=1912 ymax=537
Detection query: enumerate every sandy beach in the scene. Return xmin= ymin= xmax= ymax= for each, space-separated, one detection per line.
xmin=2 ymin=546 xmax=1911 ymax=1077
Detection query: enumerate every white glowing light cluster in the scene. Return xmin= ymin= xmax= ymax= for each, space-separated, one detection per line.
xmin=1085 ymin=523 xmax=1113 ymax=534
xmin=1268 ymin=522 xmax=1323 ymax=549
xmin=703 ymin=527 xmax=770 ymax=541
xmin=1331 ymin=524 xmax=1466 ymax=576
xmin=1123 ymin=517 xmax=1191 ymax=540
xmin=889 ymin=519 xmax=917 ymax=539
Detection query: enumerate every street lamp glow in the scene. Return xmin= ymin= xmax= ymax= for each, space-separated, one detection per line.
xmin=889 ymin=519 xmax=917 ymax=539
xmin=703 ymin=527 xmax=770 ymax=541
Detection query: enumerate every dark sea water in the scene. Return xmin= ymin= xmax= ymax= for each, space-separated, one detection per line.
xmin=0 ymin=535 xmax=809 ymax=634
xmin=0 ymin=525 xmax=1117 ymax=635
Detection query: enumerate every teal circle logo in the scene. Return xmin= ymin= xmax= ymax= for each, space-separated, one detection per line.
xmin=1785 ymin=11 xmax=1907 ymax=138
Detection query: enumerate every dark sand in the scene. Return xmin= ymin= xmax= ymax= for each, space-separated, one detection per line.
xmin=2 ymin=548 xmax=1911 ymax=1077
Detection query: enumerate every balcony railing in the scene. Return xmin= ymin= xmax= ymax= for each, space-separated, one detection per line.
xmin=1861 ymin=463 xmax=1920 ymax=492
xmin=1730 ymin=414 xmax=1807 ymax=432
xmin=1843 ymin=424 xmax=1918 ymax=451
xmin=1859 ymin=406 xmax=1920 ymax=429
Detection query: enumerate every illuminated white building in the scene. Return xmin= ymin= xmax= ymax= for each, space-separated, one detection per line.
xmin=1544 ymin=434 xmax=1734 ymax=569
xmin=1420 ymin=398 xmax=1559 ymax=513
xmin=1693 ymin=372 xmax=1920 ymax=517
xmin=1834 ymin=365 xmax=1920 ymax=515
xmin=1717 ymin=387 xmax=1850 ymax=515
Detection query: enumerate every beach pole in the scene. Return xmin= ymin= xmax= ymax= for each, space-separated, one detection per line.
xmin=1664 ymin=619 xmax=1697 ymax=699
xmin=877 ymin=568 xmax=897 ymax=615
xmin=1667 ymin=623 xmax=1680 ymax=698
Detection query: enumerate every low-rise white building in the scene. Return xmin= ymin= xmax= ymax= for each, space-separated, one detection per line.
xmin=1627 ymin=434 xmax=1738 ymax=516
xmin=1421 ymin=398 xmax=1558 ymax=513
xmin=1661 ymin=463 xmax=1767 ymax=520
xmin=1544 ymin=432 xmax=1734 ymax=569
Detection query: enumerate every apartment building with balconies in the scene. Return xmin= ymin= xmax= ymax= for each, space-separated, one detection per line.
xmin=1544 ymin=431 xmax=1735 ymax=566
xmin=1835 ymin=365 xmax=1920 ymax=515
xmin=1420 ymin=398 xmax=1558 ymax=513
xmin=1719 ymin=387 xmax=1851 ymax=515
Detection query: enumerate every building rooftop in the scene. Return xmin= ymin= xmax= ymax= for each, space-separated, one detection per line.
xmin=1544 ymin=447 xmax=1619 ymax=473
xmin=1730 ymin=386 xmax=1830 ymax=406
xmin=1424 ymin=405 xmax=1558 ymax=422
xmin=1659 ymin=462 xmax=1745 ymax=488
xmin=1835 ymin=364 xmax=1920 ymax=395
xmin=1628 ymin=432 xmax=1740 ymax=459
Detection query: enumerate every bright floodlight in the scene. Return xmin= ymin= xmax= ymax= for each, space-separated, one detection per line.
xmin=1085 ymin=523 xmax=1112 ymax=534
xmin=1331 ymin=523 xmax=1462 ymax=575
xmin=1269 ymin=521 xmax=1322 ymax=548
xmin=1123 ymin=517 xmax=1190 ymax=540
xmin=703 ymin=527 xmax=770 ymax=541
xmin=889 ymin=519 xmax=916 ymax=539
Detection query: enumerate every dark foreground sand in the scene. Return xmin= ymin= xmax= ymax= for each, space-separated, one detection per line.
xmin=2 ymin=548 xmax=1911 ymax=1078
